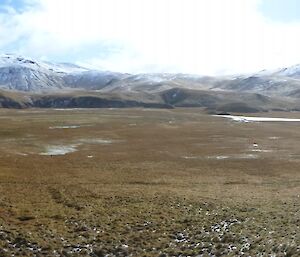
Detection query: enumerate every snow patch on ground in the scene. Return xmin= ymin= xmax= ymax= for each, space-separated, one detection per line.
xmin=53 ymin=108 xmax=90 ymax=111
xmin=208 ymin=155 xmax=230 ymax=160
xmin=208 ymin=154 xmax=258 ymax=160
xmin=215 ymin=115 xmax=300 ymax=122
xmin=269 ymin=136 xmax=280 ymax=140
xmin=79 ymin=138 xmax=114 ymax=144
xmin=182 ymin=156 xmax=199 ymax=159
xmin=40 ymin=145 xmax=79 ymax=156
xmin=49 ymin=125 xmax=81 ymax=129
xmin=183 ymin=154 xmax=259 ymax=160
xmin=39 ymin=138 xmax=116 ymax=156
xmin=15 ymin=152 xmax=28 ymax=156
xmin=251 ymin=149 xmax=273 ymax=153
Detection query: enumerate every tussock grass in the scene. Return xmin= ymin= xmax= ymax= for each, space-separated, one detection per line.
xmin=0 ymin=108 xmax=300 ymax=256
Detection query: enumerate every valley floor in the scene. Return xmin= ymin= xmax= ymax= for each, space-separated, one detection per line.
xmin=0 ymin=108 xmax=300 ymax=256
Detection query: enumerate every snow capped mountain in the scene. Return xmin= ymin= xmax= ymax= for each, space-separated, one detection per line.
xmin=1 ymin=53 xmax=300 ymax=111
xmin=0 ymin=54 xmax=132 ymax=92
xmin=0 ymin=54 xmax=98 ymax=92
xmin=0 ymin=54 xmax=64 ymax=91
xmin=63 ymin=70 xmax=127 ymax=90
xmin=0 ymin=54 xmax=88 ymax=74
xmin=0 ymin=54 xmax=214 ymax=93
xmin=0 ymin=53 xmax=300 ymax=112
xmin=256 ymin=64 xmax=300 ymax=78
xmin=272 ymin=64 xmax=300 ymax=78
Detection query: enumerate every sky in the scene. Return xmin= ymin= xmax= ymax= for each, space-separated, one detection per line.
xmin=1 ymin=0 xmax=300 ymax=75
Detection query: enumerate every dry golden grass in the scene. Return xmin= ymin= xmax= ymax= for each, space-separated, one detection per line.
xmin=0 ymin=108 xmax=300 ymax=256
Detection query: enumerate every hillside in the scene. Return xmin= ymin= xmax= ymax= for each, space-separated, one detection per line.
xmin=1 ymin=54 xmax=300 ymax=112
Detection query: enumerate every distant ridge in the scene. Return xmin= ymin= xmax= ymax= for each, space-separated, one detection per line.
xmin=0 ymin=53 xmax=300 ymax=112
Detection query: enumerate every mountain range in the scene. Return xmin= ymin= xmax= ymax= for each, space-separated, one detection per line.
xmin=1 ymin=53 xmax=300 ymax=112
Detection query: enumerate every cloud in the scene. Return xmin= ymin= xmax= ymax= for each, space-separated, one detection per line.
xmin=1 ymin=0 xmax=300 ymax=75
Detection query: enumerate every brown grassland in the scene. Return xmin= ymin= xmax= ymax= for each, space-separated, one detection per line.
xmin=0 ymin=108 xmax=300 ymax=256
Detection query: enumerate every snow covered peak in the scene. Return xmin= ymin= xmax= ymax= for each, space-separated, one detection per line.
xmin=0 ymin=53 xmax=38 ymax=67
xmin=275 ymin=64 xmax=300 ymax=78
xmin=0 ymin=53 xmax=89 ymax=74
xmin=256 ymin=64 xmax=300 ymax=78
xmin=43 ymin=61 xmax=90 ymax=74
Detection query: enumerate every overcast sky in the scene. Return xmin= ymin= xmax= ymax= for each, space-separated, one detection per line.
xmin=1 ymin=0 xmax=300 ymax=75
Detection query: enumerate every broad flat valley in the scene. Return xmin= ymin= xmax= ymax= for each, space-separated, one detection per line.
xmin=0 ymin=108 xmax=300 ymax=256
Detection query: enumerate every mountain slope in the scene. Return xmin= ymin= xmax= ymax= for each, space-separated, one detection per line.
xmin=160 ymin=88 xmax=297 ymax=112
xmin=211 ymin=75 xmax=300 ymax=98
xmin=0 ymin=54 xmax=99 ymax=92
xmin=0 ymin=54 xmax=66 ymax=91
xmin=0 ymin=54 xmax=128 ymax=92
xmin=63 ymin=70 xmax=127 ymax=90
xmin=1 ymin=53 xmax=300 ymax=112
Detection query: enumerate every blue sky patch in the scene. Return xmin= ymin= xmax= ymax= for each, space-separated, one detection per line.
xmin=259 ymin=0 xmax=300 ymax=23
